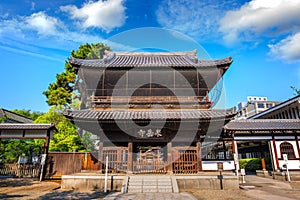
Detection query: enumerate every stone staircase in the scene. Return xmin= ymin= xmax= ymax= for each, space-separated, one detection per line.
xmin=127 ymin=175 xmax=174 ymax=193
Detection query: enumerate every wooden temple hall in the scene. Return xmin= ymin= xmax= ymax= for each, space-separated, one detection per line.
xmin=63 ymin=50 xmax=238 ymax=174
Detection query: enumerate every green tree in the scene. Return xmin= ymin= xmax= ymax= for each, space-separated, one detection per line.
xmin=43 ymin=43 xmax=111 ymax=106
xmin=0 ymin=139 xmax=42 ymax=163
xmin=34 ymin=106 xmax=85 ymax=152
xmin=12 ymin=109 xmax=43 ymax=121
xmin=291 ymin=86 xmax=300 ymax=95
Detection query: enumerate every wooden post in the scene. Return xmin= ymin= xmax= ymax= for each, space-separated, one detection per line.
xmin=196 ymin=141 xmax=202 ymax=172
xmin=260 ymin=142 xmax=266 ymax=170
xmin=167 ymin=142 xmax=173 ymax=173
xmin=98 ymin=142 xmax=103 ymax=173
xmin=128 ymin=142 xmax=133 ymax=173
xmin=272 ymin=137 xmax=279 ymax=171
xmin=295 ymin=136 xmax=300 ymax=160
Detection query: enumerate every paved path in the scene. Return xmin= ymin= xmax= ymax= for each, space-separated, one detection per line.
xmin=242 ymin=175 xmax=300 ymax=200
xmin=103 ymin=192 xmax=197 ymax=200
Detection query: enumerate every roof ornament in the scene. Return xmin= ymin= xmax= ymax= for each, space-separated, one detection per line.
xmin=102 ymin=50 xmax=115 ymax=64
xmin=185 ymin=49 xmax=198 ymax=64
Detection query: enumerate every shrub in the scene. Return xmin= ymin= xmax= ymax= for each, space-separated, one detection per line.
xmin=239 ymin=158 xmax=262 ymax=172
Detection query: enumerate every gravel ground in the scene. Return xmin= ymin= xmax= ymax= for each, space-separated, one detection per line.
xmin=1 ymin=176 xmax=300 ymax=200
xmin=187 ymin=189 xmax=252 ymax=200
xmin=0 ymin=177 xmax=252 ymax=200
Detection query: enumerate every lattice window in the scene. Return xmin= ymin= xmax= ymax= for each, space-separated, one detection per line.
xmin=280 ymin=142 xmax=296 ymax=159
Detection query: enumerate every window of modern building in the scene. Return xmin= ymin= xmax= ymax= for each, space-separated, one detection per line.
xmin=280 ymin=142 xmax=296 ymax=159
xmin=266 ymin=103 xmax=273 ymax=108
xmin=257 ymin=103 xmax=264 ymax=108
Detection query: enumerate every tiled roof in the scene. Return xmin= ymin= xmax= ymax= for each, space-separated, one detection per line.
xmin=0 ymin=108 xmax=33 ymax=123
xmin=63 ymin=109 xmax=236 ymax=121
xmin=224 ymin=119 xmax=300 ymax=131
xmin=69 ymin=51 xmax=233 ymax=68
xmin=0 ymin=123 xmax=55 ymax=130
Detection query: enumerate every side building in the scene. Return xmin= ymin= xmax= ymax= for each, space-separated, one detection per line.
xmin=224 ymin=95 xmax=300 ymax=173
xmin=236 ymin=96 xmax=280 ymax=119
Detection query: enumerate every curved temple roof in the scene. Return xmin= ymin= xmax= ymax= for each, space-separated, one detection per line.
xmin=69 ymin=50 xmax=233 ymax=68
xmin=63 ymin=108 xmax=236 ymax=121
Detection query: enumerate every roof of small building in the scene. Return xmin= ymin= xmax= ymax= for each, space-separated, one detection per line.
xmin=69 ymin=51 xmax=233 ymax=68
xmin=0 ymin=108 xmax=33 ymax=123
xmin=0 ymin=123 xmax=55 ymax=130
xmin=63 ymin=108 xmax=236 ymax=121
xmin=224 ymin=119 xmax=300 ymax=131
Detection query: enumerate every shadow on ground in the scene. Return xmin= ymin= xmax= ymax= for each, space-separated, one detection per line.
xmin=0 ymin=177 xmax=35 ymax=187
xmin=37 ymin=190 xmax=114 ymax=200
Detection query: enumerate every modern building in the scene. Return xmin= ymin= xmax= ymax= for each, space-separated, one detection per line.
xmin=249 ymin=95 xmax=300 ymax=120
xmin=236 ymin=96 xmax=280 ymax=119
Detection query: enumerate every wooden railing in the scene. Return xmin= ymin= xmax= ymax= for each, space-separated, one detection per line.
xmin=133 ymin=160 xmax=167 ymax=174
xmin=92 ymin=95 xmax=206 ymax=104
xmin=102 ymin=148 xmax=128 ymax=173
xmin=172 ymin=148 xmax=198 ymax=174
xmin=0 ymin=164 xmax=41 ymax=178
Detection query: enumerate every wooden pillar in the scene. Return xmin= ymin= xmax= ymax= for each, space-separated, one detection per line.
xmin=232 ymin=138 xmax=239 ymax=170
xmin=272 ymin=137 xmax=279 ymax=171
xmin=196 ymin=141 xmax=202 ymax=172
xmin=167 ymin=142 xmax=173 ymax=173
xmin=295 ymin=136 xmax=300 ymax=160
xmin=98 ymin=142 xmax=103 ymax=173
xmin=260 ymin=142 xmax=266 ymax=170
xmin=128 ymin=142 xmax=133 ymax=173
xmin=42 ymin=131 xmax=50 ymax=154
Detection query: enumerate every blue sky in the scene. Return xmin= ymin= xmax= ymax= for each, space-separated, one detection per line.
xmin=0 ymin=0 xmax=299 ymax=112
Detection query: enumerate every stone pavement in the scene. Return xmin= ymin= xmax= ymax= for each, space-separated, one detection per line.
xmin=241 ymin=175 xmax=300 ymax=200
xmin=103 ymin=192 xmax=198 ymax=200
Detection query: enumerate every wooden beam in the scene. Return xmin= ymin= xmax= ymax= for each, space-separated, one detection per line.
xmin=196 ymin=141 xmax=202 ymax=172
xmin=128 ymin=142 xmax=133 ymax=173
xmin=98 ymin=142 xmax=103 ymax=173
xmin=295 ymin=136 xmax=300 ymax=160
xmin=272 ymin=137 xmax=279 ymax=171
xmin=167 ymin=142 xmax=173 ymax=173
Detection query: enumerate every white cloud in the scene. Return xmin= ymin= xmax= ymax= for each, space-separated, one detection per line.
xmin=268 ymin=32 xmax=300 ymax=62
xmin=60 ymin=0 xmax=126 ymax=32
xmin=25 ymin=12 xmax=62 ymax=36
xmin=156 ymin=0 xmax=240 ymax=40
xmin=219 ymin=0 xmax=300 ymax=44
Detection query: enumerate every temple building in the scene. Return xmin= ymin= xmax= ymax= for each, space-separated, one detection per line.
xmin=63 ymin=51 xmax=237 ymax=174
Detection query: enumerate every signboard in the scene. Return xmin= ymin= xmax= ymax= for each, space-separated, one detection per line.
xmin=241 ymin=168 xmax=246 ymax=176
xmin=217 ymin=162 xmax=223 ymax=172
xmin=41 ymin=154 xmax=47 ymax=165
xmin=18 ymin=156 xmax=27 ymax=164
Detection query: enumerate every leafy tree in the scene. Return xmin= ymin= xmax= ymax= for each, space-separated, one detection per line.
xmin=43 ymin=43 xmax=111 ymax=106
xmin=291 ymin=86 xmax=300 ymax=95
xmin=12 ymin=109 xmax=43 ymax=121
xmin=34 ymin=106 xmax=85 ymax=152
xmin=0 ymin=139 xmax=42 ymax=163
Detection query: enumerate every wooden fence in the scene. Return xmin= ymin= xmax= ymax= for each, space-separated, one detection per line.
xmin=0 ymin=163 xmax=41 ymax=178
xmin=44 ymin=152 xmax=99 ymax=178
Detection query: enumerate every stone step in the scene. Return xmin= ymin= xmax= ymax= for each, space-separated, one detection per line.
xmin=127 ymin=175 xmax=173 ymax=193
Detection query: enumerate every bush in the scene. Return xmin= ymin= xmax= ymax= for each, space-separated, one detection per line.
xmin=239 ymin=158 xmax=262 ymax=172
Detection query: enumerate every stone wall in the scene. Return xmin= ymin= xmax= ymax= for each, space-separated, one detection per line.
xmin=176 ymin=176 xmax=239 ymax=191
xmin=61 ymin=175 xmax=125 ymax=191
